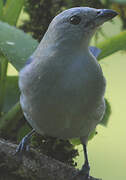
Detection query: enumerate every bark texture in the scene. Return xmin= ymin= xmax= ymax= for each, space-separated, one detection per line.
xmin=0 ymin=139 xmax=101 ymax=180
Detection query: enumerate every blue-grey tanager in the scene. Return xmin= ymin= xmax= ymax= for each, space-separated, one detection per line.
xmin=16 ymin=7 xmax=117 ymax=178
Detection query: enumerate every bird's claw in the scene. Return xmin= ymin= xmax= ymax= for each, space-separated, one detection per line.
xmin=79 ymin=163 xmax=90 ymax=179
xmin=16 ymin=135 xmax=30 ymax=154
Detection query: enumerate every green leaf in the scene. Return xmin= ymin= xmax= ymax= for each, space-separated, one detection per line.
xmin=70 ymin=138 xmax=81 ymax=146
xmin=0 ymin=1 xmax=4 ymax=19
xmin=3 ymin=76 xmax=20 ymax=113
xmin=0 ymin=102 xmax=23 ymax=134
xmin=17 ymin=123 xmax=31 ymax=142
xmin=0 ymin=0 xmax=24 ymax=113
xmin=88 ymin=129 xmax=98 ymax=140
xmin=70 ymin=129 xmax=98 ymax=146
xmin=110 ymin=0 xmax=126 ymax=3
xmin=2 ymin=0 xmax=24 ymax=25
xmin=0 ymin=21 xmax=38 ymax=71
xmin=0 ymin=55 xmax=8 ymax=114
xmin=99 ymin=99 xmax=111 ymax=126
xmin=98 ymin=31 xmax=126 ymax=60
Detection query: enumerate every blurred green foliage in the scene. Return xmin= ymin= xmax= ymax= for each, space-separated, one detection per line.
xmin=102 ymin=0 xmax=126 ymax=29
xmin=21 ymin=0 xmax=104 ymax=41
xmin=21 ymin=0 xmax=126 ymax=41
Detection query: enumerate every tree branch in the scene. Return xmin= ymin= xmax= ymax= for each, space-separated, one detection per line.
xmin=0 ymin=139 xmax=101 ymax=180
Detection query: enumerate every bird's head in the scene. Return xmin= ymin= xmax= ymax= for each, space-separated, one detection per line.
xmin=37 ymin=7 xmax=118 ymax=52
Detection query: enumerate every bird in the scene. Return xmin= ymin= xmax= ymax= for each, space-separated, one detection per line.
xmin=16 ymin=7 xmax=118 ymax=179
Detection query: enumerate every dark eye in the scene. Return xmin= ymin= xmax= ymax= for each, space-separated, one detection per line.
xmin=69 ymin=15 xmax=81 ymax=25
xmin=96 ymin=11 xmax=101 ymax=15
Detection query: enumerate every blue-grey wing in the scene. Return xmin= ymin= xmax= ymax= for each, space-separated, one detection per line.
xmin=89 ymin=46 xmax=101 ymax=58
xmin=25 ymin=56 xmax=33 ymax=65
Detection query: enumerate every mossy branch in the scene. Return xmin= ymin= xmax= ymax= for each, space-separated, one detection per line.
xmin=0 ymin=138 xmax=101 ymax=180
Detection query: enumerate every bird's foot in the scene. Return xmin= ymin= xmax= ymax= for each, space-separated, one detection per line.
xmin=15 ymin=135 xmax=31 ymax=161
xmin=15 ymin=129 xmax=35 ymax=157
xmin=73 ymin=165 xmax=101 ymax=180
xmin=16 ymin=135 xmax=30 ymax=154
xmin=79 ymin=163 xmax=90 ymax=179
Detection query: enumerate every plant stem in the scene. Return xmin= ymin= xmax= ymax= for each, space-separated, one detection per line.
xmin=0 ymin=102 xmax=23 ymax=134
xmin=0 ymin=55 xmax=8 ymax=116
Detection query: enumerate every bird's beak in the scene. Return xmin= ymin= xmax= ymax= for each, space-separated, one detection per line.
xmin=95 ymin=9 xmax=118 ymax=25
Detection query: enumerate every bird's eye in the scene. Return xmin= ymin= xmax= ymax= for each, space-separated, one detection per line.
xmin=69 ymin=15 xmax=81 ymax=25
xmin=96 ymin=11 xmax=101 ymax=15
